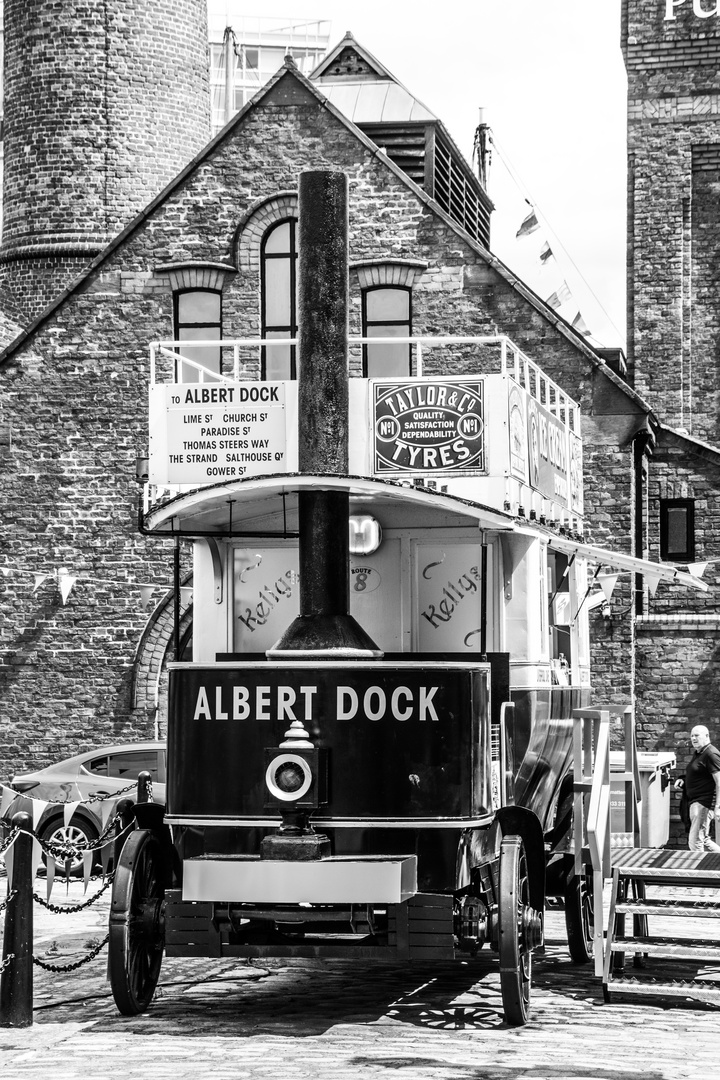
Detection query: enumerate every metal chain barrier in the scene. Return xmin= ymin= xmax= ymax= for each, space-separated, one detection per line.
xmin=32 ymin=875 xmax=114 ymax=914
xmin=0 ymin=890 xmax=17 ymax=914
xmin=33 ymin=933 xmax=110 ymax=973
xmin=0 ymin=783 xmax=150 ymax=1025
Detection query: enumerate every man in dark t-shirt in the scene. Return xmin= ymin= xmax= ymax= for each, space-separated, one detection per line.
xmin=682 ymin=726 xmax=720 ymax=852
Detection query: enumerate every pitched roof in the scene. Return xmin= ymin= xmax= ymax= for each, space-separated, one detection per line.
xmin=310 ymin=32 xmax=436 ymax=124
xmin=0 ymin=49 xmax=642 ymax=418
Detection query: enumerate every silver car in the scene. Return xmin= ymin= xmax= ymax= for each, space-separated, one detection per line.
xmin=7 ymin=741 xmax=166 ymax=870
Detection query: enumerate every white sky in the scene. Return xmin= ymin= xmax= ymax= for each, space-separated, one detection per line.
xmin=211 ymin=1 xmax=627 ymax=348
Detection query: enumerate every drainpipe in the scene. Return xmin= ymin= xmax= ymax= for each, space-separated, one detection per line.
xmin=633 ymin=425 xmax=655 ymax=616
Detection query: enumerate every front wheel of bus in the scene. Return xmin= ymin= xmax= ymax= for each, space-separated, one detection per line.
xmin=108 ymin=829 xmax=165 ymax=1015
xmin=498 ymin=835 xmax=541 ymax=1026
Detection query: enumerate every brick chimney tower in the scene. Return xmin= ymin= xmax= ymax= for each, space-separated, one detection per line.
xmin=0 ymin=0 xmax=211 ymax=321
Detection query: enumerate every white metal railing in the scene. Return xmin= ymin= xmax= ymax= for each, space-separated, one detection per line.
xmin=572 ymin=704 xmax=641 ymax=976
xmin=148 ymin=334 xmax=581 ymax=433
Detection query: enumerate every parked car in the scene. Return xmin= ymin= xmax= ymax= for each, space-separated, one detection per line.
xmin=5 ymin=741 xmax=166 ymax=871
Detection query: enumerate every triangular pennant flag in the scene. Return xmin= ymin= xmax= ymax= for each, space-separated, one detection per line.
xmin=33 ymin=572 xmax=48 ymax=593
xmin=646 ymin=571 xmax=662 ymax=597
xmin=597 ymin=572 xmax=619 ymax=602
xmin=31 ymin=837 xmax=44 ymax=881
xmin=63 ymin=801 xmax=81 ymax=829
xmin=4 ymin=834 xmax=16 ymax=890
xmin=180 ymin=586 xmax=193 ymax=604
xmin=100 ymin=837 xmax=113 ymax=878
xmin=687 ymin=561 xmax=709 ymax=579
xmin=572 ymin=311 xmax=590 ymax=335
xmin=140 ymin=585 xmax=155 ymax=608
xmin=57 ymin=568 xmax=77 ymax=605
xmin=516 ymin=208 xmax=539 ymax=238
xmin=539 ymin=241 xmax=553 ymax=264
xmin=82 ymin=849 xmax=94 ymax=893
xmin=46 ymin=853 xmax=56 ymax=901
xmin=99 ymin=797 xmax=117 ymax=831
xmin=0 ymin=784 xmax=17 ymax=818
xmin=31 ymin=798 xmax=48 ymax=833
xmin=546 ymin=282 xmax=572 ymax=310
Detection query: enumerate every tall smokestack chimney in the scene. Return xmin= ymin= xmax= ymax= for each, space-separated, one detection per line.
xmin=267 ymin=170 xmax=382 ymax=660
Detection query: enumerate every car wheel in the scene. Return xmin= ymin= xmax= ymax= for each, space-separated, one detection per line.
xmin=38 ymin=817 xmax=99 ymax=876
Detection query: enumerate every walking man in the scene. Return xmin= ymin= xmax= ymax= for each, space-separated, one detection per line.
xmin=680 ymin=725 xmax=720 ymax=853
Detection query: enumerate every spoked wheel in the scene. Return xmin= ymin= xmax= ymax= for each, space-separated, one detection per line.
xmin=564 ymin=856 xmax=594 ymax=964
xmin=498 ymin=835 xmax=542 ymax=1026
xmin=108 ymin=829 xmax=165 ymax=1015
xmin=39 ymin=817 xmax=99 ymax=876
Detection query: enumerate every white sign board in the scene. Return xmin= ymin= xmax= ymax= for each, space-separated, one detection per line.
xmin=149 ymin=382 xmax=288 ymax=485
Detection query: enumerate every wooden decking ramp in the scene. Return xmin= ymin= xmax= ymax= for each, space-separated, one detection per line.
xmin=603 ymin=846 xmax=720 ymax=1006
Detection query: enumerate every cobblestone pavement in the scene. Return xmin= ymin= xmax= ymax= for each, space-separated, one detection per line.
xmin=0 ymin=878 xmax=718 ymax=1079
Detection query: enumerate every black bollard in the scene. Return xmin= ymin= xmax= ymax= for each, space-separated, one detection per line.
xmin=0 ymin=811 xmax=34 ymax=1027
xmin=137 ymin=770 xmax=153 ymax=804
xmin=113 ymin=797 xmax=136 ymax=870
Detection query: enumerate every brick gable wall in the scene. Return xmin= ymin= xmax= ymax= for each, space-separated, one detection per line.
xmin=0 ymin=72 xmax=635 ymax=776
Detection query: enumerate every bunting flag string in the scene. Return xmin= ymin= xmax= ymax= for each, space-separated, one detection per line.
xmin=516 ymin=207 xmax=539 ymax=238
xmin=4 ymin=837 xmax=15 ymax=891
xmin=46 ymin=850 xmax=56 ymax=902
xmin=1 ymin=563 xmax=178 ymax=609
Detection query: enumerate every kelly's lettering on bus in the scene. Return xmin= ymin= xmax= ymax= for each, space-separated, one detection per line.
xmin=373 ymin=379 xmax=485 ymax=475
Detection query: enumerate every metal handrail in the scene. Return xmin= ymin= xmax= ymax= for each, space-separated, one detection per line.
xmin=572 ymin=707 xmax=611 ymax=976
xmin=572 ymin=703 xmax=642 ymax=976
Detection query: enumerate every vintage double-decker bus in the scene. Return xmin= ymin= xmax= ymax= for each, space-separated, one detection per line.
xmin=108 ymin=174 xmax=702 ymax=1025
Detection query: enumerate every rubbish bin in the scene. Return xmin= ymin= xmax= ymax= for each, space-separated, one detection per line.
xmin=609 ymin=751 xmax=676 ymax=848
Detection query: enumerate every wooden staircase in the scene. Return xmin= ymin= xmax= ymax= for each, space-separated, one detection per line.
xmin=603 ymin=847 xmax=720 ymax=1005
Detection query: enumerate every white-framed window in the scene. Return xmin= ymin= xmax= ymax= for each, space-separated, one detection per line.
xmin=362 ymin=285 xmax=412 ymax=377
xmin=174 ymin=289 xmax=222 ymax=381
xmin=261 ymin=218 xmax=298 ymax=380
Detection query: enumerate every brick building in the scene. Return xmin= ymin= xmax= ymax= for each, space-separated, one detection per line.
xmin=621 ymin=0 xmax=720 ymax=838
xmin=0 ymin=8 xmax=712 ymax=850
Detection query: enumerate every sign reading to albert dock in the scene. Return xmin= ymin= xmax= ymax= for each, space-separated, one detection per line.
xmin=149 ymin=382 xmax=287 ymax=485
xmin=373 ymin=379 xmax=485 ymax=475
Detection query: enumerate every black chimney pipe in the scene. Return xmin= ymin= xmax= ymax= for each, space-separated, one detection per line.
xmin=267 ymin=170 xmax=381 ymax=659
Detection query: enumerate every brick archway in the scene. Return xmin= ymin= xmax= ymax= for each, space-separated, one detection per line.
xmin=234 ymin=191 xmax=298 ymax=274
xmin=131 ymin=583 xmax=193 ymax=738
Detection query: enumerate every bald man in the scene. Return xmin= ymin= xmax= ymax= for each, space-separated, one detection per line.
xmin=681 ymin=726 xmax=720 ymax=853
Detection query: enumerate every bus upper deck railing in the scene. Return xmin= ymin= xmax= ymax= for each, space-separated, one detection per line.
xmin=148 ymin=334 xmax=581 ymax=433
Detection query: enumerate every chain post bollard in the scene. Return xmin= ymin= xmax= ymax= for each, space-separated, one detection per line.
xmin=113 ymin=797 xmax=136 ymax=869
xmin=0 ymin=811 xmax=33 ymax=1027
xmin=137 ymin=771 xmax=153 ymax=804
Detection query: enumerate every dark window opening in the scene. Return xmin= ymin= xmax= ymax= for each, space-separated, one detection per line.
xmin=660 ymin=498 xmax=695 ymax=562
